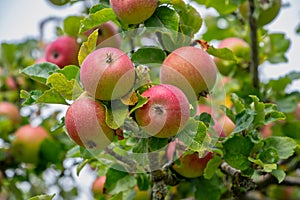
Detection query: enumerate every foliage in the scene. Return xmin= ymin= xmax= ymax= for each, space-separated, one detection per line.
xmin=0 ymin=0 xmax=300 ymax=200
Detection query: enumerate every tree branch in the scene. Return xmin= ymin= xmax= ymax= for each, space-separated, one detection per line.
xmin=248 ymin=0 xmax=260 ymax=89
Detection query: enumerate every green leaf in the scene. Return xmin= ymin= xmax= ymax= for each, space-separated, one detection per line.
xmin=131 ymin=47 xmax=166 ymax=64
xmin=266 ymin=33 xmax=290 ymax=64
xmin=258 ymin=147 xmax=279 ymax=164
xmin=232 ymin=109 xmax=255 ymax=134
xmin=20 ymin=90 xmax=43 ymax=105
xmin=204 ymin=154 xmax=222 ymax=179
xmin=249 ymin=95 xmax=265 ymax=126
xmin=145 ymin=6 xmax=180 ymax=31
xmin=46 ymin=72 xmax=83 ymax=100
xmin=177 ymin=119 xmax=210 ymax=156
xmin=136 ymin=173 xmax=149 ymax=191
xmin=195 ymin=0 xmax=240 ymax=15
xmin=63 ymin=15 xmax=83 ymax=37
xmin=78 ymin=29 xmax=98 ymax=65
xmin=223 ymin=134 xmax=254 ymax=171
xmin=21 ymin=62 xmax=59 ymax=84
xmin=148 ymin=137 xmax=168 ymax=151
xmin=104 ymin=100 xmax=129 ymax=129
xmin=248 ymin=157 xmax=277 ymax=173
xmin=264 ymin=136 xmax=297 ymax=159
xmin=207 ymin=46 xmax=236 ymax=61
xmin=264 ymin=103 xmax=286 ymax=124
xmin=39 ymin=138 xmax=63 ymax=165
xmin=56 ymin=65 xmax=80 ymax=80
xmin=79 ymin=8 xmax=118 ymax=33
xmin=271 ymin=166 xmax=286 ymax=183
xmin=230 ymin=93 xmax=245 ymax=113
xmin=36 ymin=88 xmax=67 ymax=104
xmin=194 ymin=176 xmax=222 ymax=200
xmin=28 ymin=194 xmax=56 ymax=200
xmin=66 ymin=146 xmax=81 ymax=158
xmin=129 ymin=93 xmax=149 ymax=115
xmin=105 ymin=164 xmax=137 ymax=195
xmin=179 ymin=5 xmax=202 ymax=34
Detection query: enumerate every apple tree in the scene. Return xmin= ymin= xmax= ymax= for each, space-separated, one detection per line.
xmin=1 ymin=0 xmax=300 ymax=199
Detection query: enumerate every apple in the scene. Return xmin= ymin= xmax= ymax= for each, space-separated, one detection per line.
xmin=11 ymin=125 xmax=50 ymax=164
xmin=0 ymin=102 xmax=21 ymax=124
xmin=84 ymin=21 xmax=121 ymax=49
xmin=167 ymin=139 xmax=213 ymax=178
xmin=92 ymin=176 xmax=106 ymax=195
xmin=45 ymin=36 xmax=80 ymax=68
xmin=160 ymin=46 xmax=217 ymax=102
xmin=64 ymin=94 xmax=115 ymax=149
xmin=260 ymin=122 xmax=274 ymax=138
xmin=80 ymin=47 xmax=135 ymax=100
xmin=239 ymin=0 xmax=281 ymax=26
xmin=218 ymin=115 xmax=235 ymax=136
xmin=214 ymin=37 xmax=250 ymax=76
xmin=110 ymin=0 xmax=158 ymax=24
xmin=134 ymin=84 xmax=190 ymax=138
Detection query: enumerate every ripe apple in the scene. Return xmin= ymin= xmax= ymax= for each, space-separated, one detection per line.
xmin=92 ymin=176 xmax=106 ymax=195
xmin=0 ymin=102 xmax=21 ymax=124
xmin=64 ymin=94 xmax=115 ymax=149
xmin=45 ymin=36 xmax=80 ymax=68
xmin=80 ymin=47 xmax=135 ymax=100
xmin=110 ymin=0 xmax=158 ymax=24
xmin=84 ymin=21 xmax=121 ymax=49
xmin=239 ymin=0 xmax=281 ymax=26
xmin=11 ymin=125 xmax=50 ymax=164
xmin=167 ymin=140 xmax=213 ymax=178
xmin=214 ymin=37 xmax=250 ymax=76
xmin=134 ymin=84 xmax=190 ymax=138
xmin=160 ymin=46 xmax=217 ymax=102
xmin=218 ymin=115 xmax=235 ymax=136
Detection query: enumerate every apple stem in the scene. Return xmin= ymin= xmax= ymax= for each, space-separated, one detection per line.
xmin=248 ymin=0 xmax=260 ymax=90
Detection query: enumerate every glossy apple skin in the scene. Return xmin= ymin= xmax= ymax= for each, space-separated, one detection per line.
xmin=160 ymin=46 xmax=217 ymax=102
xmin=214 ymin=37 xmax=250 ymax=76
xmin=135 ymin=84 xmax=190 ymax=138
xmin=80 ymin=47 xmax=135 ymax=100
xmin=92 ymin=176 xmax=106 ymax=195
xmin=0 ymin=102 xmax=21 ymax=124
xmin=12 ymin=125 xmax=50 ymax=164
xmin=110 ymin=0 xmax=158 ymax=24
xmin=64 ymin=94 xmax=115 ymax=149
xmin=84 ymin=21 xmax=121 ymax=49
xmin=45 ymin=36 xmax=80 ymax=68
xmin=167 ymin=140 xmax=213 ymax=178
xmin=239 ymin=0 xmax=281 ymax=26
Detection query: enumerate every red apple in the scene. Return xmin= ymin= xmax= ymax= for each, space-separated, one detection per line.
xmin=92 ymin=176 xmax=106 ymax=195
xmin=45 ymin=36 xmax=80 ymax=68
xmin=134 ymin=84 xmax=190 ymax=138
xmin=80 ymin=47 xmax=135 ymax=100
xmin=64 ymin=94 xmax=115 ymax=149
xmin=214 ymin=37 xmax=250 ymax=76
xmin=239 ymin=0 xmax=281 ymax=26
xmin=167 ymin=139 xmax=213 ymax=178
xmin=84 ymin=21 xmax=121 ymax=49
xmin=0 ymin=102 xmax=21 ymax=124
xmin=110 ymin=0 xmax=158 ymax=24
xmin=11 ymin=125 xmax=50 ymax=164
xmin=160 ymin=46 xmax=217 ymax=102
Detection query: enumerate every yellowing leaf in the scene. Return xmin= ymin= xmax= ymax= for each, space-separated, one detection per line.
xmin=78 ymin=29 xmax=98 ymax=66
